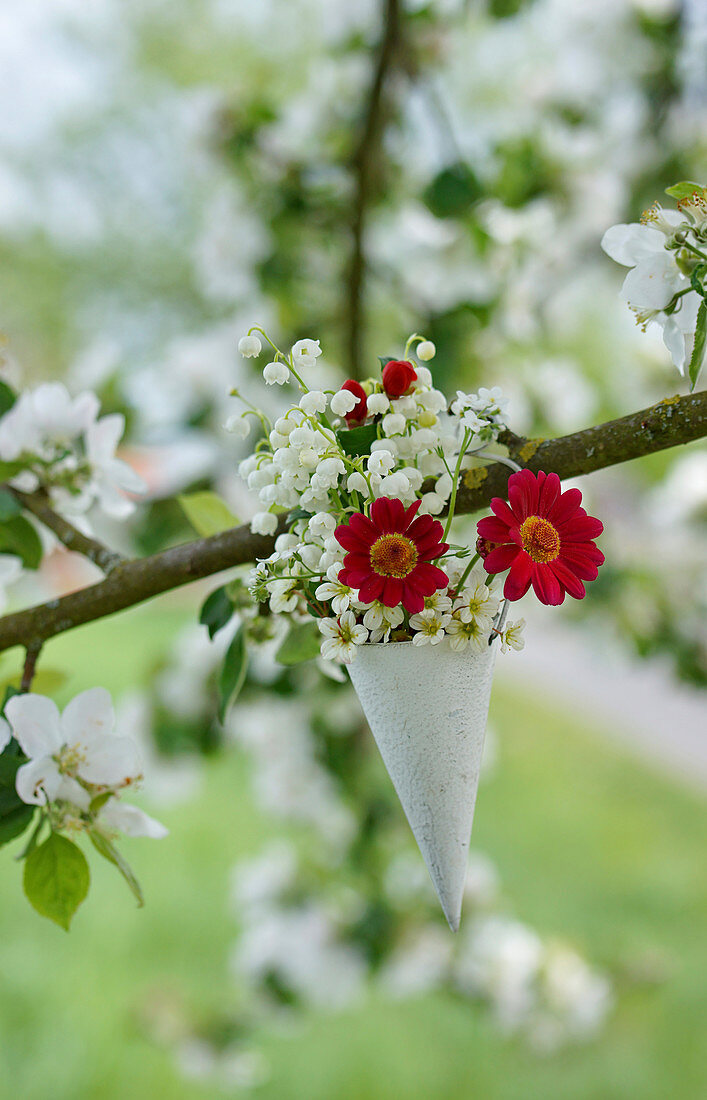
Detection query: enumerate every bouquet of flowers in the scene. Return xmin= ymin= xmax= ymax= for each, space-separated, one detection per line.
xmin=231 ymin=328 xmax=605 ymax=928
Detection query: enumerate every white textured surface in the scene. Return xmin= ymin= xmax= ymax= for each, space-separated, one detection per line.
xmin=349 ymin=639 xmax=497 ymax=931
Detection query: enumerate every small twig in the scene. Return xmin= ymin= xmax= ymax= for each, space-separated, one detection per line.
xmin=10 ymin=489 xmax=125 ymax=573
xmin=345 ymin=0 xmax=404 ymax=378
xmin=20 ymin=641 xmax=42 ymax=693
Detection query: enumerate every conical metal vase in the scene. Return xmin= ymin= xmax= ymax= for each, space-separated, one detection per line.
xmin=348 ymin=637 xmax=498 ymax=931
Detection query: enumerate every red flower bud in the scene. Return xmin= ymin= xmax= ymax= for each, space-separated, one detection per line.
xmin=381 ymin=359 xmax=417 ymax=398
xmin=341 ymin=379 xmax=368 ymax=425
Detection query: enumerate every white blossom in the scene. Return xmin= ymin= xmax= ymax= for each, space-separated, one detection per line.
xmin=250 ymin=512 xmax=278 ymax=536
xmin=501 ymin=618 xmax=526 ymax=653
xmin=367 ymin=449 xmax=396 ymax=476
xmin=317 ymin=612 xmax=368 ymax=662
xmin=291 ymin=338 xmax=322 ymax=368
xmin=224 ymin=414 xmax=251 ymax=438
xmin=299 ymin=390 xmax=327 ymax=416
xmin=238 ymin=334 xmax=262 ymax=358
xmin=366 ymin=393 xmax=390 ymax=416
xmin=410 ymin=609 xmax=451 ymax=645
xmin=263 ymin=360 xmax=290 ymax=385
xmin=417 ymin=341 xmax=436 ymax=362
xmin=330 ymin=389 xmax=359 ymax=417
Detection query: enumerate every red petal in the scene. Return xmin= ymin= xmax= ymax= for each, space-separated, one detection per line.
xmin=490 ymin=498 xmax=518 ymax=528
xmin=508 ymin=469 xmax=539 ymax=519
xmin=538 ymin=471 xmax=561 ymax=513
xmin=381 ymin=577 xmax=404 ymax=607
xmin=401 ymin=499 xmax=422 ymax=529
xmin=531 ymin=563 xmax=564 ymax=605
xmin=548 ymin=486 xmax=582 ymax=525
xmin=407 ymin=513 xmax=435 ymax=540
xmin=335 ymin=525 xmax=368 ymax=552
xmin=339 ymin=567 xmax=370 ymax=587
xmin=477 ymin=516 xmax=512 ymax=542
xmin=504 ymin=552 xmax=532 ymax=600
xmin=484 ymin=544 xmax=519 ymax=574
xmin=348 ymin=513 xmax=379 ymax=543
xmin=559 ymin=516 xmax=604 ymax=541
xmin=371 ymin=496 xmax=405 ymax=533
xmin=409 ymin=562 xmax=449 ymax=593
xmin=401 ymin=583 xmax=424 ymax=614
xmin=358 ymin=575 xmax=384 ymax=603
xmin=549 ymin=558 xmax=586 ymax=600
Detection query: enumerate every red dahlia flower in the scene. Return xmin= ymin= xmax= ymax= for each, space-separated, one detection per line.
xmin=381 ymin=359 xmax=417 ymax=398
xmin=476 ymin=469 xmax=604 ymax=606
xmin=341 ymin=379 xmax=368 ymax=425
xmin=335 ymin=497 xmax=449 ymax=613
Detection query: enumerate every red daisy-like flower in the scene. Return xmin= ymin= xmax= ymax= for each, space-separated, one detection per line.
xmin=335 ymin=497 xmax=450 ymax=614
xmin=476 ymin=469 xmax=604 ymax=606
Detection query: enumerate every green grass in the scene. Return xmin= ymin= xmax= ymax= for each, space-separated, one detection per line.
xmin=0 ymin=603 xmax=705 ymax=1100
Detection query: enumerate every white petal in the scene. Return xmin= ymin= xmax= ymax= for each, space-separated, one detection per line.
xmin=55 ymin=775 xmax=91 ymax=811
xmin=621 ymin=256 xmax=685 ymax=311
xmin=15 ymin=756 xmax=62 ymax=805
xmin=61 ymin=687 xmax=115 ymax=743
xmin=661 ymin=318 xmax=687 ymax=375
xmin=601 ymin=223 xmax=665 ymax=265
xmin=86 ymin=413 xmax=124 ymax=464
xmin=5 ymin=694 xmax=63 ymax=758
xmin=100 ymin=800 xmax=168 ymax=838
xmin=0 ymin=555 xmax=22 ymax=586
xmin=0 ymin=717 xmax=11 ymax=753
xmin=77 ymin=735 xmax=142 ymax=787
xmin=105 ymin=457 xmax=146 ymax=494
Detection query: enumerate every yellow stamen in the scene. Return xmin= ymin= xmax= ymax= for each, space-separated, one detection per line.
xmin=369 ymin=534 xmax=418 ymax=578
xmin=520 ymin=515 xmax=560 ymax=564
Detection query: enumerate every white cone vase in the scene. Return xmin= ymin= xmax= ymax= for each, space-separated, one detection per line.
xmin=348 ymin=637 xmax=497 ymax=932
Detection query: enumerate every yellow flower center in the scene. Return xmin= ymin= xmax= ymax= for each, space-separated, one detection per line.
xmin=369 ymin=534 xmax=418 ymax=578
xmin=519 ymin=515 xmax=560 ymax=564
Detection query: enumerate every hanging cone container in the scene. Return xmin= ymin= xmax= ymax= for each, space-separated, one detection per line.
xmin=348 ymin=637 xmax=498 ymax=932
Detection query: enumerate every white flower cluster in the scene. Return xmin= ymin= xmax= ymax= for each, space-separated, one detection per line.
xmin=0 ymin=688 xmax=167 ymax=839
xmin=456 ymin=917 xmax=612 ymax=1052
xmin=602 ymin=187 xmax=707 ymax=380
xmin=232 ymin=330 xmax=515 ymax=663
xmin=0 ymin=381 xmax=145 ymax=517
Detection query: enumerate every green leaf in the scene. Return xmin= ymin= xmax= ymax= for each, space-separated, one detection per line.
xmin=0 ymin=380 xmax=17 ymax=418
xmin=688 ymin=300 xmax=707 ymax=392
xmin=178 ymin=491 xmax=240 ymax=537
xmin=337 ymin=424 xmax=378 ymax=457
xmin=275 ymin=621 xmax=322 ymax=666
xmin=690 ymin=262 xmax=707 ymax=298
xmin=23 ymin=833 xmax=90 ymax=930
xmin=0 ymin=803 xmax=34 ymax=847
xmin=199 ymin=586 xmax=234 ymax=639
xmin=423 ymin=161 xmax=483 ymax=219
xmin=665 ymin=181 xmax=706 ymax=202
xmin=89 ymin=829 xmax=144 ymax=907
xmin=286 ymin=506 xmax=313 ymax=527
xmin=0 ymin=515 xmax=43 ymax=568
xmin=0 ymin=489 xmax=21 ymax=521
xmin=0 ymin=737 xmax=35 ymax=848
xmin=218 ymin=626 xmax=247 ymax=722
xmin=0 ymin=460 xmax=26 ymax=481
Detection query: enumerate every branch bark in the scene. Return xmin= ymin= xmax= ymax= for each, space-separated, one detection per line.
xmin=0 ymin=391 xmax=704 ymax=655
xmin=10 ymin=489 xmax=124 ymax=573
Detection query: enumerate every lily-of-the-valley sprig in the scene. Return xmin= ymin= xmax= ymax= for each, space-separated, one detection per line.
xmin=230 ymin=328 xmax=604 ymax=665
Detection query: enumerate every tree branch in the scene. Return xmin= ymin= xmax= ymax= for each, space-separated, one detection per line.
xmin=11 ymin=489 xmax=125 ymax=573
xmin=0 ymin=392 xmax=704 ymax=655
xmin=344 ymin=0 xmax=403 ymax=379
